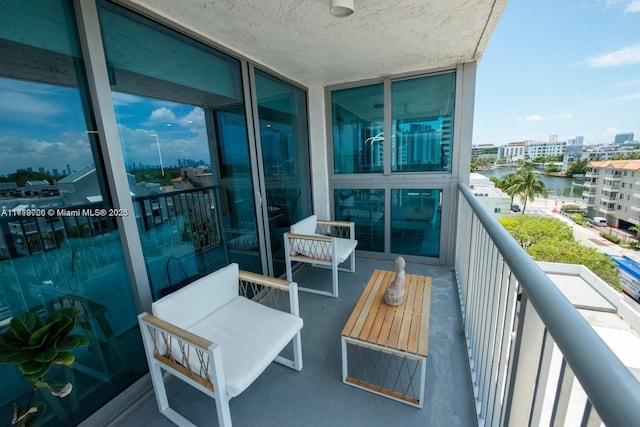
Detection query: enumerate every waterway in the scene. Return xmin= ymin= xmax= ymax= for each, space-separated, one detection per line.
xmin=480 ymin=167 xmax=585 ymax=199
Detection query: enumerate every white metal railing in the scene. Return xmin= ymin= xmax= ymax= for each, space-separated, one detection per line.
xmin=455 ymin=183 xmax=640 ymax=426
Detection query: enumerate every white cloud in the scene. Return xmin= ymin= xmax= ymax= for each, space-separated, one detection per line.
xmin=625 ymin=0 xmax=640 ymax=12
xmin=520 ymin=114 xmax=544 ymax=121
xmin=585 ymin=42 xmax=640 ymax=67
xmin=112 ymin=92 xmax=143 ymax=106
xmin=599 ymin=0 xmax=640 ymax=11
xmin=148 ymin=107 xmax=176 ymax=123
xmin=603 ymin=128 xmax=619 ymax=137
xmin=179 ymin=107 xmax=205 ymax=131
xmin=557 ymin=113 xmax=573 ymax=119
xmin=0 ymin=134 xmax=93 ymax=176
xmin=615 ymin=91 xmax=640 ymax=100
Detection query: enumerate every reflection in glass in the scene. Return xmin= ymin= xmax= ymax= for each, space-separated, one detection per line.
xmin=332 ymin=84 xmax=384 ymax=174
xmin=0 ymin=2 xmax=145 ymax=424
xmin=255 ymin=70 xmax=312 ymax=276
xmin=334 ymin=189 xmax=384 ymax=252
xmin=99 ymin=2 xmax=260 ymax=295
xmin=391 ymin=73 xmax=456 ymax=172
xmin=391 ymin=189 xmax=441 ymax=257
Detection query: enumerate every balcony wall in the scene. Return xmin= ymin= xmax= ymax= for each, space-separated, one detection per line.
xmin=455 ymin=183 xmax=640 ymax=426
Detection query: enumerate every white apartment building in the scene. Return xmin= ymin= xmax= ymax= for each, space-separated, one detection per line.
xmin=583 ymin=160 xmax=640 ymax=228
xmin=499 ymin=141 xmax=526 ymax=161
xmin=469 ymin=172 xmax=511 ymax=219
xmin=499 ymin=139 xmax=568 ymax=162
xmin=526 ymin=140 xmax=567 ymax=159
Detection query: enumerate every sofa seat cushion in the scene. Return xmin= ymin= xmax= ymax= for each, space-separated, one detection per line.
xmin=189 ymin=296 xmax=303 ymax=397
xmin=334 ymin=237 xmax=358 ymax=263
xmin=153 ymin=263 xmax=239 ymax=330
xmin=290 ymin=215 xmax=317 ymax=235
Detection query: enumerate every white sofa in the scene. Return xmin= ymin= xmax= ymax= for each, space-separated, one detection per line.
xmin=138 ymin=263 xmax=303 ymax=427
xmin=284 ymin=215 xmax=358 ymax=297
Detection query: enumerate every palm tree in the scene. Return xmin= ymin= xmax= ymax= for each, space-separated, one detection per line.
xmin=498 ymin=173 xmax=519 ymax=208
xmin=506 ymin=167 xmax=547 ymax=214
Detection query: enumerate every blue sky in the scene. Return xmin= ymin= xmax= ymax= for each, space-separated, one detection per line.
xmin=473 ymin=0 xmax=640 ymax=146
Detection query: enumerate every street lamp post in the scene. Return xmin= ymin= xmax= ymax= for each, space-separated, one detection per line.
xmin=150 ymin=134 xmax=164 ymax=176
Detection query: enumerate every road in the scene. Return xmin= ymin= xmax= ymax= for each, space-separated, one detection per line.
xmin=517 ymin=197 xmax=640 ymax=307
xmin=516 ymin=197 xmax=640 ymax=262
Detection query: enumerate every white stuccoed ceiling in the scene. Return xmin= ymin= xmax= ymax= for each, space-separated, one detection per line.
xmin=120 ymin=0 xmax=508 ymax=87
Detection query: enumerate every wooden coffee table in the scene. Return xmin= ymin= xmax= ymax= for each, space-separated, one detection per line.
xmin=341 ymin=269 xmax=431 ymax=407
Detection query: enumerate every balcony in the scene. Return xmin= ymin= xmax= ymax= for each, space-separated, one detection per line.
xmin=600 ymin=194 xmax=619 ymax=203
xmin=599 ymin=205 xmax=618 ymax=215
xmin=107 ymin=184 xmax=640 ymax=427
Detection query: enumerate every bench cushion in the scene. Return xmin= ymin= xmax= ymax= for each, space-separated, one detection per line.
xmin=334 ymin=237 xmax=358 ymax=263
xmin=190 ymin=296 xmax=303 ymax=397
xmin=152 ymin=263 xmax=239 ymax=330
xmin=290 ymin=215 xmax=317 ymax=235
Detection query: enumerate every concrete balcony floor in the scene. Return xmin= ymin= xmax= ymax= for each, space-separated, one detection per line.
xmin=115 ymin=257 xmax=476 ymax=426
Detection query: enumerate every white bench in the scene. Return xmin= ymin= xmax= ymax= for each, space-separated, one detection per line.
xmin=284 ymin=215 xmax=358 ymax=297
xmin=138 ymin=263 xmax=303 ymax=427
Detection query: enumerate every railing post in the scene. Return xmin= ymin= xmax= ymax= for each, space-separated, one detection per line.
xmin=502 ymin=293 xmax=545 ymax=426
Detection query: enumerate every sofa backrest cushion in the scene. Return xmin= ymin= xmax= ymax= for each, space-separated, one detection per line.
xmin=290 ymin=215 xmax=317 ymax=236
xmin=152 ymin=263 xmax=239 ymax=329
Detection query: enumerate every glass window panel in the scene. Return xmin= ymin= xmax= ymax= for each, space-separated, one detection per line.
xmin=332 ymin=84 xmax=384 ymax=174
xmin=390 ymin=189 xmax=441 ymax=257
xmin=334 ymin=189 xmax=384 ymax=252
xmin=0 ymin=2 xmax=145 ymax=424
xmin=99 ymin=2 xmax=261 ymax=294
xmin=255 ymin=70 xmax=313 ymax=276
xmin=391 ymin=73 xmax=455 ymax=172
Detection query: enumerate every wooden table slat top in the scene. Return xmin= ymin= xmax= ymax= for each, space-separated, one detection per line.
xmin=341 ymin=269 xmax=431 ymax=357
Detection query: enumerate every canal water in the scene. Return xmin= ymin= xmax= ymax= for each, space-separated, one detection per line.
xmin=480 ymin=168 xmax=585 ymax=199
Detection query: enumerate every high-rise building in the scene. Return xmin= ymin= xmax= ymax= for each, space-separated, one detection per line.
xmin=614 ymin=133 xmax=634 ymax=144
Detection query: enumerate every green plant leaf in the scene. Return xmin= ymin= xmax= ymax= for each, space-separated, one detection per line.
xmin=47 ymin=381 xmax=73 ymax=397
xmin=47 ymin=307 xmax=80 ymax=326
xmin=13 ymin=400 xmax=46 ymax=426
xmin=18 ymin=359 xmax=49 ymax=378
xmin=58 ymin=334 xmax=89 ymax=352
xmin=10 ymin=312 xmax=39 ymax=342
xmin=52 ymin=352 xmax=75 ymax=366
xmin=27 ymin=322 xmax=54 ymax=348
xmin=34 ymin=346 xmax=58 ymax=363
xmin=0 ymin=348 xmax=33 ymax=364
xmin=0 ymin=329 xmax=24 ymax=345
xmin=44 ymin=315 xmax=75 ymax=348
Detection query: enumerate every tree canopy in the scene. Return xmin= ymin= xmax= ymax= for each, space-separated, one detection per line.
xmin=565 ymin=158 xmax=589 ymax=177
xmin=499 ymin=215 xmax=573 ymax=249
xmin=499 ymin=215 xmax=620 ymax=290
xmin=504 ymin=167 xmax=547 ymax=214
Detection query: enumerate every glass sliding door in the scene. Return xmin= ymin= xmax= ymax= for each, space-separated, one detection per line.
xmin=0 ymin=2 xmax=145 ymax=424
xmin=334 ymin=189 xmax=385 ymax=252
xmin=391 ymin=189 xmax=442 ymax=257
xmin=254 ymin=70 xmax=312 ymax=277
xmin=98 ymin=2 xmax=261 ymax=298
xmin=329 ymin=71 xmax=456 ymax=260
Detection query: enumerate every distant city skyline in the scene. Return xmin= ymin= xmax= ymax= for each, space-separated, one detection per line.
xmin=474 ymin=0 xmax=640 ymax=146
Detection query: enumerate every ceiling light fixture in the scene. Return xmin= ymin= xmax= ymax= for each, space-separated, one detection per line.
xmin=330 ymin=0 xmax=354 ymax=17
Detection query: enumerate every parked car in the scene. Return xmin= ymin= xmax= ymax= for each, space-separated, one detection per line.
xmin=510 ymin=204 xmax=520 ymax=212
xmin=589 ymin=217 xmax=607 ymax=227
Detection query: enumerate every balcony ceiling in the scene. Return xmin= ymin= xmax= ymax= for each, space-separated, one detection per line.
xmin=121 ymin=0 xmax=508 ymax=87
